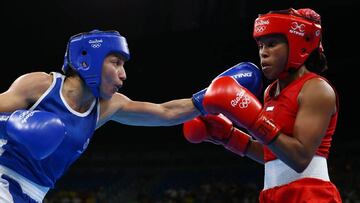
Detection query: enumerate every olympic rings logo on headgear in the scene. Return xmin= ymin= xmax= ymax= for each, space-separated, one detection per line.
xmin=89 ymin=39 xmax=103 ymax=49
xmin=91 ymin=43 xmax=101 ymax=48
xmin=289 ymin=22 xmax=305 ymax=36
xmin=254 ymin=19 xmax=269 ymax=33
xmin=291 ymin=22 xmax=305 ymax=32
xmin=255 ymin=26 xmax=266 ymax=33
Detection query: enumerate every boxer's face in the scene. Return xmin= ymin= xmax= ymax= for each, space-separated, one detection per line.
xmin=257 ymin=34 xmax=288 ymax=80
xmin=100 ymin=54 xmax=127 ymax=99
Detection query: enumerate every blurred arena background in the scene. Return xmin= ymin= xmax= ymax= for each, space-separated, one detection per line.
xmin=2 ymin=0 xmax=358 ymax=202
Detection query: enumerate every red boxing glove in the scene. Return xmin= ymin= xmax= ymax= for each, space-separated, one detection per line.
xmin=203 ymin=76 xmax=281 ymax=145
xmin=183 ymin=114 xmax=252 ymax=156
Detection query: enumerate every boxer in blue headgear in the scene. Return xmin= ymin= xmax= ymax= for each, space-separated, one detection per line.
xmin=0 ymin=28 xmax=263 ymax=202
xmin=63 ymin=30 xmax=130 ymax=98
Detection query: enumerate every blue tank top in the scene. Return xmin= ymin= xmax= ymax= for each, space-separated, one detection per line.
xmin=0 ymin=72 xmax=99 ymax=187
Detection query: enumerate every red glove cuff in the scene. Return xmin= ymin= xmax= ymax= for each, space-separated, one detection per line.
xmin=224 ymin=128 xmax=251 ymax=157
xmin=251 ymin=113 xmax=281 ymax=145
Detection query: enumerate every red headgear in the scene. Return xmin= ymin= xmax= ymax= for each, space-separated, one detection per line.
xmin=253 ymin=8 xmax=323 ymax=75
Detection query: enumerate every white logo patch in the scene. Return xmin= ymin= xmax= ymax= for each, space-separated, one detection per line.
xmin=266 ymin=106 xmax=274 ymax=112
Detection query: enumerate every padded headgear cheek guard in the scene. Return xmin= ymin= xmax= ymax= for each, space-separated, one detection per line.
xmin=253 ymin=8 xmax=322 ymax=72
xmin=62 ymin=30 xmax=130 ymax=98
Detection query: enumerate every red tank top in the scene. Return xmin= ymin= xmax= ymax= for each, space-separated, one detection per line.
xmin=263 ymin=72 xmax=338 ymax=162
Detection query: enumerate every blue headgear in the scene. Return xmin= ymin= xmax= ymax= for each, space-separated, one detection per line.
xmin=62 ymin=30 xmax=130 ymax=98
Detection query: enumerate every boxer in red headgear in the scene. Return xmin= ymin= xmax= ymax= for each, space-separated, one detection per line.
xmin=184 ymin=8 xmax=342 ymax=202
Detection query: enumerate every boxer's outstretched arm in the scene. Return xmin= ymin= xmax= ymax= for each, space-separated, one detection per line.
xmin=97 ymin=62 xmax=262 ymax=128
xmin=98 ymin=93 xmax=199 ymax=127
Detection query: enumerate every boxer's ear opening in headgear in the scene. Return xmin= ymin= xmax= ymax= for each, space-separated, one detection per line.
xmin=62 ymin=30 xmax=130 ymax=98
